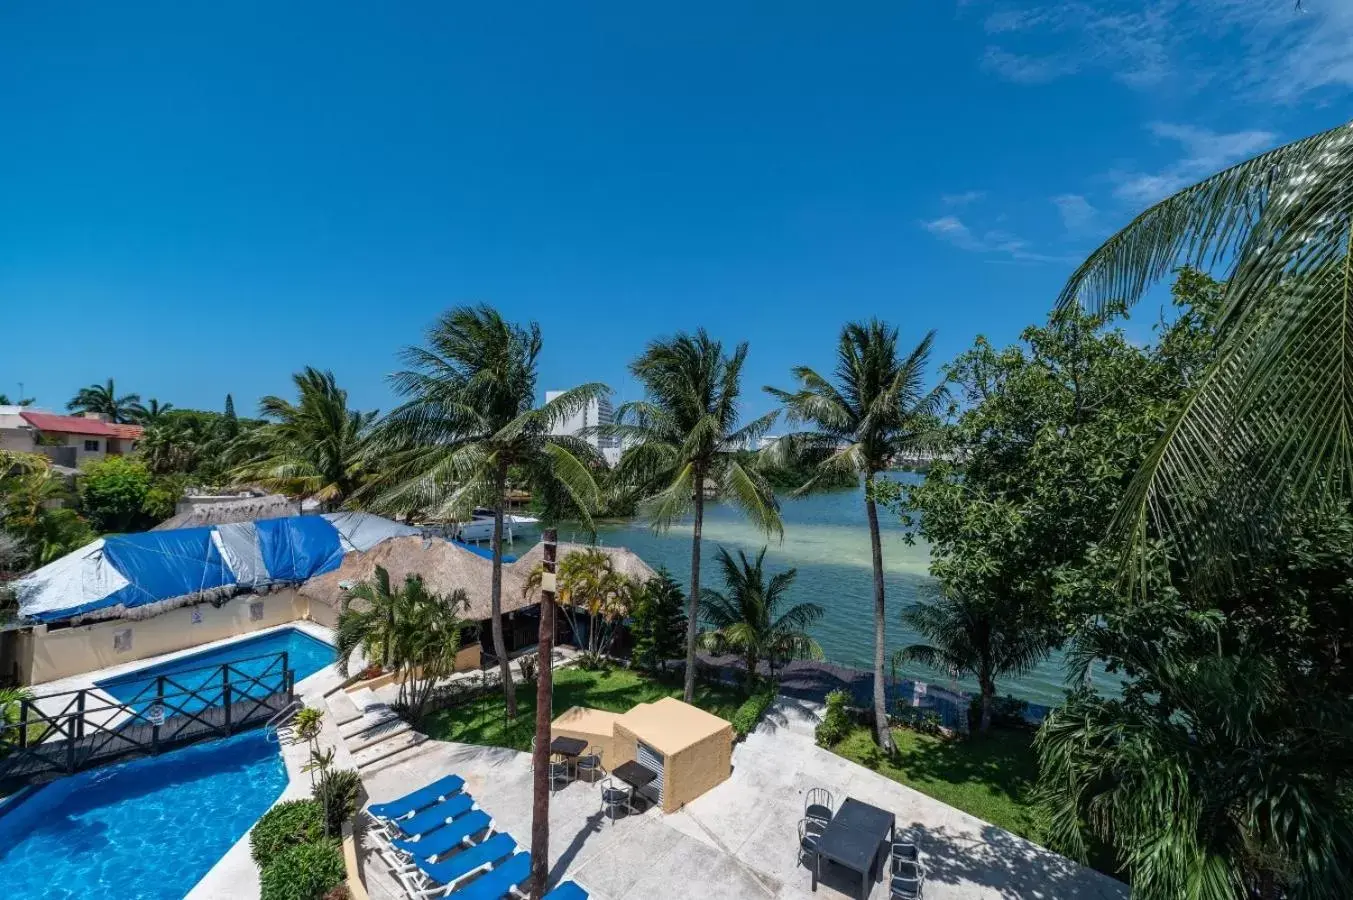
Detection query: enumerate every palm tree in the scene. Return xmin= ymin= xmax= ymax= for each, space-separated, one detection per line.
xmin=607 ymin=330 xmax=782 ymax=702
xmin=698 ymin=546 xmax=823 ymax=692
xmin=336 ymin=565 xmax=402 ymax=676
xmin=233 ymin=367 xmax=375 ymax=509
xmin=67 ymin=378 xmax=144 ymax=423
xmin=1054 ymin=120 xmax=1353 ymax=585
xmin=131 ymin=398 xmax=174 ymax=425
xmin=0 ymin=394 xmax=33 ymax=406
xmin=524 ymin=548 xmax=639 ymax=662
xmin=895 ymin=588 xmax=1051 ymax=735
xmin=766 ymin=322 xmax=946 ymax=750
xmin=370 ymin=305 xmax=606 ymax=718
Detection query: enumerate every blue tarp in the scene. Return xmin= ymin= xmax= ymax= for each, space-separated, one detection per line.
xmin=14 ymin=513 xmax=419 ymax=623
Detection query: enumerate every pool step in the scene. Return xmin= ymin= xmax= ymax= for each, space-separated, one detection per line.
xmin=325 ymin=690 xmax=363 ymax=727
xmin=353 ymin=730 xmax=427 ymax=771
xmin=340 ymin=708 xmax=401 ymax=741
xmin=346 ymin=719 xmax=413 ymax=754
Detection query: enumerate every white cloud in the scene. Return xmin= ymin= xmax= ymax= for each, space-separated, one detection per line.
xmin=941 ymin=190 xmax=986 ymax=207
xmin=981 ymin=47 xmax=1076 ymax=84
xmin=922 ymin=215 xmax=1071 ymax=263
xmin=1111 ymin=122 xmax=1278 ymax=204
xmin=1051 ymin=194 xmax=1098 ymax=232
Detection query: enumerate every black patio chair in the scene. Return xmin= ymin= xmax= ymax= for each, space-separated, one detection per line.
xmin=804 ymin=787 xmax=834 ymax=826
xmin=891 ymin=860 xmax=925 ymax=899
xmin=892 ymin=837 xmax=920 ymax=869
xmin=549 ymin=755 xmax=572 ymax=794
xmin=600 ymin=777 xmax=632 ymax=825
xmin=575 ymin=745 xmax=604 ymax=784
xmin=797 ymin=817 xmax=826 ymax=870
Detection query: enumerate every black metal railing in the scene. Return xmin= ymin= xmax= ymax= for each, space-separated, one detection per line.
xmin=0 ymin=651 xmax=295 ymax=785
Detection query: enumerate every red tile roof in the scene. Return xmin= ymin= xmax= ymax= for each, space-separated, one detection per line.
xmin=19 ymin=411 xmax=144 ymax=439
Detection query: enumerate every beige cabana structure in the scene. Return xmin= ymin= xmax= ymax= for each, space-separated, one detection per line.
xmin=600 ymin=696 xmax=735 ymax=813
xmin=551 ymin=706 xmax=622 ymax=766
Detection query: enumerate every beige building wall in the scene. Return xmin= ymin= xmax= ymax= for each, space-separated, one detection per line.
xmin=661 ymin=726 xmax=734 ymax=813
xmin=21 ymin=589 xmax=308 ymax=685
xmin=551 ymin=706 xmax=620 ymax=768
xmin=0 ymin=426 xmax=34 ymax=452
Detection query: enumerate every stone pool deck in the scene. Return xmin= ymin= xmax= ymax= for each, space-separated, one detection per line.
xmin=358 ymin=697 xmax=1127 ymax=900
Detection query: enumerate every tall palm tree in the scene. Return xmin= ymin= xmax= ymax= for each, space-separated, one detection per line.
xmin=607 ymin=330 xmax=782 ymax=702
xmin=699 ymin=546 xmax=823 ymax=692
xmin=131 ymin=398 xmax=173 ymax=425
xmin=335 ymin=565 xmax=402 ymax=675
xmin=766 ymin=322 xmax=946 ymax=749
xmin=1055 ymin=120 xmax=1353 ymax=585
xmin=233 ymin=367 xmax=375 ymax=509
xmin=896 ymin=588 xmax=1051 ymax=734
xmin=67 ymin=378 xmax=144 ymax=423
xmin=371 ymin=305 xmax=606 ymax=718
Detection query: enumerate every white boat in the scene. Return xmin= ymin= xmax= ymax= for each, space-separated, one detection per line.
xmin=452 ymin=509 xmax=540 ymax=543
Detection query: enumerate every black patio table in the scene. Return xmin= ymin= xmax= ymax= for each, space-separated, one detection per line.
xmin=611 ymin=760 xmax=657 ymax=790
xmin=550 ymin=736 xmax=588 ymax=758
xmin=811 ymin=797 xmax=895 ymax=900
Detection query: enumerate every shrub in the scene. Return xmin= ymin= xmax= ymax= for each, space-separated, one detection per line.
xmin=313 ymin=768 xmax=361 ymax=837
xmin=815 ymin=690 xmax=853 ymax=747
xmin=322 ymin=886 xmax=352 ymax=900
xmin=293 ymin=707 xmax=323 ymax=744
xmin=895 ymin=706 xmax=944 ymax=735
xmin=730 ymin=686 xmax=775 ymax=739
xmin=250 ymin=800 xmax=325 ymax=868
xmin=259 ymin=840 xmax=345 ymax=900
xmin=967 ymin=694 xmax=1031 ymax=731
xmin=516 ymin=654 xmax=539 ymax=684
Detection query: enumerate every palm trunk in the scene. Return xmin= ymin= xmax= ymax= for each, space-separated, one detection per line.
xmin=683 ymin=479 xmax=705 ymax=702
xmin=978 ymin=674 xmax=994 ymax=735
xmin=865 ymin=477 xmax=893 ymax=751
xmin=529 ymin=530 xmax=558 ymax=899
xmin=745 ymin=652 xmax=758 ymax=694
xmin=491 ymin=462 xmax=517 ymax=718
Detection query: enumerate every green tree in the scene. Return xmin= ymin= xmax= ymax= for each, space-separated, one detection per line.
xmin=609 ymin=329 xmax=781 ymax=703
xmin=222 ymin=393 xmax=239 ymax=438
xmin=78 ymin=455 xmax=153 ymax=533
xmin=233 ymin=368 xmax=375 ymax=509
xmin=896 ymin=588 xmax=1051 ymax=734
xmin=0 ymin=394 xmax=34 ymax=406
xmin=67 ymin=378 xmax=144 ymax=424
xmin=370 ymin=305 xmax=605 ymax=718
xmin=698 ymin=546 xmax=823 ymax=691
xmin=765 ymin=321 xmax=945 ymax=750
xmin=131 ymin=398 xmax=173 ymax=425
xmin=524 ymin=548 xmax=638 ymax=662
xmin=631 ymin=568 xmax=688 ymax=674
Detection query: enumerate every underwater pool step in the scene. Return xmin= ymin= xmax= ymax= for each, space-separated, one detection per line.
xmin=346 ymin=719 xmax=412 ymax=754
xmin=353 ymin=730 xmax=427 ymax=770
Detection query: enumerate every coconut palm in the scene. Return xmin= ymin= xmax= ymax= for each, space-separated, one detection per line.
xmin=606 ymin=330 xmax=781 ymax=702
xmin=895 ymin=588 xmax=1051 ymax=735
xmin=523 ymin=548 xmax=639 ymax=663
xmin=698 ymin=546 xmax=822 ymax=692
xmin=131 ymin=398 xmax=174 ymax=425
xmin=1054 ymin=120 xmax=1353 ymax=586
xmin=67 ymin=378 xmax=144 ymax=423
xmin=335 ymin=564 xmax=402 ymax=676
xmin=233 ymin=367 xmax=375 ymax=509
xmin=0 ymin=394 xmax=33 ymax=406
xmin=369 ymin=305 xmax=606 ymax=718
xmin=765 ymin=322 xmax=946 ymax=750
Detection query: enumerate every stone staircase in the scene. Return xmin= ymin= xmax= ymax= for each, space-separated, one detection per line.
xmin=325 ymin=687 xmax=427 ymax=772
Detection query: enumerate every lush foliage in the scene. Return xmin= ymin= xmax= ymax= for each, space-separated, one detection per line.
xmin=766 ymin=320 xmax=946 ymax=750
xmin=314 ymin=768 xmax=361 ymax=838
xmin=249 ymin=799 xmax=326 ymax=868
xmin=729 ymin=684 xmax=775 ymax=738
xmin=698 ymin=545 xmax=823 ymax=690
xmin=629 ymin=568 xmax=688 ymax=674
xmin=77 ymin=455 xmax=155 ymax=533
xmin=0 ymin=686 xmax=32 ymax=757
xmin=0 ymin=451 xmax=94 ymax=568
xmin=67 ymin=378 xmax=143 ymax=424
xmin=607 ymin=328 xmax=781 ymax=702
xmin=523 ymin=547 xmax=639 ymax=663
xmin=814 ymin=689 xmax=854 ymax=748
xmin=258 ymin=839 xmax=345 ymax=900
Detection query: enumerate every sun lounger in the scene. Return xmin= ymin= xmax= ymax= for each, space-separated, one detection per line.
xmin=369 ymin=774 xmax=466 ymax=821
xmin=379 ymin=793 xmax=475 ymax=841
xmin=396 ymin=832 xmax=518 ymax=898
xmin=541 ymin=881 xmax=588 ymax=900
xmin=389 ymin=810 xmax=493 ymax=863
xmin=444 ymin=851 xmax=531 ymax=900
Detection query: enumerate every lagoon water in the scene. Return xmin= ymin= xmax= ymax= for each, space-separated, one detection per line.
xmin=557 ymin=477 xmax=1087 ymax=708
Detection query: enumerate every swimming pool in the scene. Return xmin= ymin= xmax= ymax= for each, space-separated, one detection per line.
xmin=97 ymin=627 xmax=337 ymax=713
xmin=0 ymin=729 xmax=288 ymax=900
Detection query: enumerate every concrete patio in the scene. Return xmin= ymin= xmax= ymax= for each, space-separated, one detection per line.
xmin=358 ymin=697 xmax=1126 ymax=900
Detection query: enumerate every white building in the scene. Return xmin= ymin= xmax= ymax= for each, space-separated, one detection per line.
xmin=545 ymin=390 xmax=620 ymax=465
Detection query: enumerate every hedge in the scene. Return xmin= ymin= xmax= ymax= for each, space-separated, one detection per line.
xmin=250 ymin=799 xmax=325 ymax=868
xmin=259 ymin=840 xmax=346 ymax=900
xmin=730 ymin=686 xmax=775 ymax=738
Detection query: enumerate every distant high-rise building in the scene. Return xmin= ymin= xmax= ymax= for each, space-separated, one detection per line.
xmin=545 ymin=390 xmax=619 ymax=453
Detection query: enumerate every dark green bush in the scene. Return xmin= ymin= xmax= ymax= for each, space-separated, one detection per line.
xmin=730 ymin=686 xmax=775 ymax=738
xmin=815 ymin=690 xmax=853 ymax=747
xmin=259 ymin=840 xmax=345 ymax=900
xmin=895 ymin=706 xmax=944 ymax=735
xmin=313 ymin=768 xmax=361 ymax=837
xmin=250 ymin=800 xmax=325 ymax=868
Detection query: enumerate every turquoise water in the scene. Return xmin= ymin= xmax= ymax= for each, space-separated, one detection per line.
xmin=547 ymin=477 xmax=1093 ymax=707
xmin=97 ymin=627 xmax=336 ymax=713
xmin=0 ymin=730 xmax=288 ymax=900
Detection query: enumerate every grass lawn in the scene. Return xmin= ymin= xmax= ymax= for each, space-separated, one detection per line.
xmin=831 ymin=725 xmax=1048 ymax=845
xmin=421 ymin=666 xmax=748 ymax=752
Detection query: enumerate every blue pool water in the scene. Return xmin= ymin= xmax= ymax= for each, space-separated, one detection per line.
xmin=0 ymin=730 xmax=288 ymax=900
xmin=97 ymin=627 xmax=336 ymax=713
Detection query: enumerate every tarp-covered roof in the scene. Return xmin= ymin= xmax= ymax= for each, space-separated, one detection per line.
xmin=14 ymin=512 xmax=419 ymax=623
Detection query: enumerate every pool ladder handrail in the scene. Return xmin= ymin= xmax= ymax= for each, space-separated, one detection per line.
xmin=265 ymin=699 xmax=304 ymax=744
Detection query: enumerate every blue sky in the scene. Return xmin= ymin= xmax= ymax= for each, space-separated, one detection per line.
xmin=2 ymin=1 xmax=1349 ymax=421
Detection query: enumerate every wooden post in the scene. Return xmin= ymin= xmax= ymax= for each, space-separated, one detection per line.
xmin=281 ymin=651 xmax=292 ymax=701
xmin=18 ymin=699 xmax=28 ymax=749
xmin=222 ymin=665 xmax=233 ymax=734
xmin=529 ymin=528 xmax=558 ymax=899
xmin=153 ymin=675 xmax=165 ymax=753
xmin=76 ymin=691 xmax=85 ymax=739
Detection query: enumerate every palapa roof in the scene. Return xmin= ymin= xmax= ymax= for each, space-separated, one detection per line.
xmin=153 ymin=494 xmax=302 ymax=531
xmin=299 ymin=538 xmax=659 ymax=622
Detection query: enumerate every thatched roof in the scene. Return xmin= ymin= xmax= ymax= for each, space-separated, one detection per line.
xmin=153 ymin=494 xmax=301 ymax=531
xmin=298 ymin=538 xmax=659 ymax=622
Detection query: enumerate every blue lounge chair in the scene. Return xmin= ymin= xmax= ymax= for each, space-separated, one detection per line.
xmin=445 ymin=851 xmax=531 ymax=900
xmin=542 ymin=881 xmax=588 ymax=900
xmin=369 ymin=774 xmax=465 ymax=821
xmin=391 ymin=810 xmax=493 ymax=861
xmin=387 ymin=793 xmax=475 ymax=840
xmin=399 ymin=833 xmax=519 ymax=897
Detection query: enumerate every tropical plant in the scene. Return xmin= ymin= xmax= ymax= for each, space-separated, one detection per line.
xmin=313 ymin=768 xmax=360 ymax=837
xmin=523 ymin=548 xmax=639 ymax=664
xmin=630 ymin=568 xmax=688 ymax=674
xmin=815 ymin=689 xmax=853 ymax=748
xmin=895 ymin=588 xmax=1051 ymax=735
xmin=765 ymin=321 xmax=946 ymax=749
xmin=233 ymin=367 xmax=375 ymax=510
xmin=257 ymin=839 xmax=345 ymax=900
xmin=369 ymin=305 xmax=605 ymax=717
xmin=697 ymin=546 xmax=822 ymax=691
xmin=130 ymin=398 xmax=174 ymax=425
xmin=66 ymin=378 xmax=144 ymax=423
xmin=301 ymin=746 xmax=335 ymax=787
xmin=606 ymin=329 xmax=781 ymax=702
xmin=0 ymin=451 xmax=94 ymax=565
xmin=78 ymin=455 xmax=153 ymax=533
xmin=0 ymin=686 xmax=32 ymax=757
xmin=293 ymin=707 xmax=323 ymax=744
xmin=250 ymin=799 xmax=326 ymax=868
xmin=1054 ymin=120 xmax=1353 ymax=588
xmin=0 ymin=394 xmax=34 ymax=406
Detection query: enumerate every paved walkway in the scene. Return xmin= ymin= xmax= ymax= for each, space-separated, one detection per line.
xmin=359 ymin=697 xmax=1126 ymax=900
